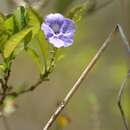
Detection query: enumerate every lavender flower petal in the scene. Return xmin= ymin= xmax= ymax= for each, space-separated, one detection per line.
xmin=49 ymin=37 xmax=65 ymax=48
xmin=61 ymin=18 xmax=75 ymax=34
xmin=41 ymin=23 xmax=54 ymax=39
xmin=45 ymin=13 xmax=64 ymax=26
xmin=41 ymin=13 xmax=75 ymax=48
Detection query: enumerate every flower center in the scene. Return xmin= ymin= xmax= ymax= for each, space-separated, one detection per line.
xmin=51 ymin=23 xmax=60 ymax=34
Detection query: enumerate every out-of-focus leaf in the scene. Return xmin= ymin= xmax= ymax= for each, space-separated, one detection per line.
xmin=0 ymin=14 xmax=11 ymax=51
xmin=0 ymin=12 xmax=5 ymax=23
xmin=26 ymin=47 xmax=43 ymax=73
xmin=0 ymin=64 xmax=5 ymax=78
xmin=88 ymin=93 xmax=98 ymax=105
xmin=27 ymin=7 xmax=42 ymax=37
xmin=13 ymin=42 xmax=24 ymax=57
xmin=0 ymin=32 xmax=9 ymax=52
xmin=67 ymin=1 xmax=95 ymax=22
xmin=3 ymin=95 xmax=16 ymax=116
xmin=4 ymin=16 xmax=15 ymax=35
xmin=3 ymin=27 xmax=32 ymax=58
xmin=24 ymin=31 xmax=32 ymax=49
xmin=13 ymin=6 xmax=27 ymax=31
xmin=55 ymin=49 xmax=64 ymax=63
xmin=38 ymin=31 xmax=48 ymax=71
xmin=14 ymin=83 xmax=27 ymax=94
xmin=55 ymin=0 xmax=74 ymax=13
xmin=0 ymin=64 xmax=5 ymax=71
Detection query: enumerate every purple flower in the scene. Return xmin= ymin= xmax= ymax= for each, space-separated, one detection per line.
xmin=41 ymin=13 xmax=75 ymax=48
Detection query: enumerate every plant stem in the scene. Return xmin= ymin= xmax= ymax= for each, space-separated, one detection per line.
xmin=0 ymin=69 xmax=11 ymax=104
xmin=42 ymin=24 xmax=130 ymax=130
xmin=42 ymin=25 xmax=118 ymax=130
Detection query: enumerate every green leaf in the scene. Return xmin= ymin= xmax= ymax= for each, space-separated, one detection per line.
xmin=4 ymin=16 xmax=15 ymax=34
xmin=0 ymin=16 xmax=15 ymax=51
xmin=13 ymin=6 xmax=27 ymax=31
xmin=38 ymin=31 xmax=48 ymax=72
xmin=67 ymin=1 xmax=89 ymax=22
xmin=13 ymin=42 xmax=24 ymax=57
xmin=0 ymin=12 xmax=6 ymax=36
xmin=27 ymin=7 xmax=42 ymax=37
xmin=3 ymin=27 xmax=32 ymax=58
xmin=0 ymin=32 xmax=9 ymax=50
xmin=24 ymin=31 xmax=32 ymax=49
xmin=0 ymin=64 xmax=6 ymax=79
xmin=26 ymin=47 xmax=43 ymax=73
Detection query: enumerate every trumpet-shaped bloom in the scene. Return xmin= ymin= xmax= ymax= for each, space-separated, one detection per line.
xmin=41 ymin=13 xmax=75 ymax=48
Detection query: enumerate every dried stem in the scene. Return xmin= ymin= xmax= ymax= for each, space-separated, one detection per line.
xmin=117 ymin=70 xmax=130 ymax=130
xmin=42 ymin=25 xmax=117 ymax=130
xmin=42 ymin=24 xmax=130 ymax=130
xmin=117 ymin=24 xmax=130 ymax=130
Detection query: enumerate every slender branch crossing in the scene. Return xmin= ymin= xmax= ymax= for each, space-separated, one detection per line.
xmin=42 ymin=24 xmax=130 ymax=130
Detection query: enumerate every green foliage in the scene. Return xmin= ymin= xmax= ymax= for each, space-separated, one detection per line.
xmin=3 ymin=27 xmax=32 ymax=58
xmin=27 ymin=7 xmax=42 ymax=37
xmin=0 ymin=64 xmax=5 ymax=78
xmin=0 ymin=6 xmax=44 ymax=62
xmin=67 ymin=0 xmax=96 ymax=22
xmin=0 ymin=4 xmax=78 ymax=109
xmin=26 ymin=47 xmax=43 ymax=73
xmin=4 ymin=16 xmax=15 ymax=34
xmin=38 ymin=30 xmax=48 ymax=72
xmin=67 ymin=2 xmax=88 ymax=22
xmin=13 ymin=6 xmax=28 ymax=31
xmin=0 ymin=12 xmax=5 ymax=25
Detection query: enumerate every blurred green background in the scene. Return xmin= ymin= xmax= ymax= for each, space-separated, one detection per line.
xmin=0 ymin=0 xmax=130 ymax=130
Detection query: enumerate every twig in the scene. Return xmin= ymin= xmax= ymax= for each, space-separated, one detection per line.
xmin=0 ymin=70 xmax=11 ymax=104
xmin=117 ymin=70 xmax=130 ymax=130
xmin=8 ymin=48 xmax=58 ymax=97
xmin=10 ymin=78 xmax=49 ymax=97
xmin=117 ymin=24 xmax=130 ymax=130
xmin=42 ymin=25 xmax=117 ymax=130
xmin=42 ymin=24 xmax=130 ymax=130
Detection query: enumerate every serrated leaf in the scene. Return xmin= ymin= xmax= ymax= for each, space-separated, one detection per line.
xmin=26 ymin=47 xmax=43 ymax=73
xmin=3 ymin=27 xmax=32 ymax=58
